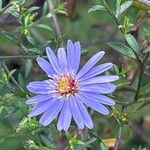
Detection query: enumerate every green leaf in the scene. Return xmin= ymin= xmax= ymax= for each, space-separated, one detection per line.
xmin=0 ymin=106 xmax=4 ymax=114
xmin=100 ymin=143 xmax=109 ymax=150
xmin=0 ymin=0 xmax=2 ymax=9
xmin=141 ymin=82 xmax=150 ymax=94
xmin=25 ymin=59 xmax=32 ymax=78
xmin=40 ymin=135 xmax=56 ymax=149
xmin=107 ymin=42 xmax=136 ymax=59
xmin=0 ymin=31 xmax=18 ymax=44
xmin=26 ymin=34 xmax=35 ymax=45
xmin=33 ymin=24 xmax=52 ymax=31
xmin=84 ymin=137 xmax=97 ymax=145
xmin=116 ymin=0 xmax=121 ymax=18
xmin=28 ymin=6 xmax=39 ymax=13
xmin=8 ymin=69 xmax=16 ymax=79
xmin=116 ymin=1 xmax=132 ymax=17
xmin=42 ymin=1 xmax=48 ymax=17
xmin=87 ymin=5 xmax=106 ymax=13
xmin=143 ymin=46 xmax=150 ymax=53
xmin=125 ymin=34 xmax=139 ymax=53
xmin=119 ymin=1 xmax=132 ymax=15
xmin=18 ymin=73 xmax=25 ymax=88
xmin=27 ymin=48 xmax=41 ymax=54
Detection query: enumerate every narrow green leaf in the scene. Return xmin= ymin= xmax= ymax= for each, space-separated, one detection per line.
xmin=8 ymin=69 xmax=16 ymax=79
xmin=25 ymin=59 xmax=32 ymax=78
xmin=18 ymin=73 xmax=25 ymax=88
xmin=141 ymin=82 xmax=150 ymax=94
xmin=125 ymin=34 xmax=139 ymax=53
xmin=107 ymin=42 xmax=136 ymax=59
xmin=143 ymin=46 xmax=150 ymax=53
xmin=42 ymin=1 xmax=48 ymax=17
xmin=34 ymin=24 xmax=52 ymax=31
xmin=84 ymin=137 xmax=97 ymax=145
xmin=117 ymin=1 xmax=132 ymax=17
xmin=0 ymin=106 xmax=4 ymax=114
xmin=28 ymin=6 xmax=39 ymax=13
xmin=87 ymin=5 xmax=106 ymax=13
xmin=0 ymin=0 xmax=2 ymax=9
xmin=116 ymin=0 xmax=121 ymax=18
xmin=40 ymin=135 xmax=56 ymax=149
xmin=26 ymin=34 xmax=35 ymax=45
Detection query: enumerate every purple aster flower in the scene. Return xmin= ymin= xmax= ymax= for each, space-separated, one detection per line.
xmin=26 ymin=40 xmax=119 ymax=131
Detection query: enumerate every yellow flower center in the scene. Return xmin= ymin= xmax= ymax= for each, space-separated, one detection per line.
xmin=55 ymin=74 xmax=79 ymax=97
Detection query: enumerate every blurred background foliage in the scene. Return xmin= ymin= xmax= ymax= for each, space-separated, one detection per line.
xmin=0 ymin=0 xmax=150 ymax=150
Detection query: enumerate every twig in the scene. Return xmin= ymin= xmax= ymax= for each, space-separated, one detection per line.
xmin=113 ymin=106 xmax=126 ymax=150
xmin=130 ymin=13 xmax=150 ymax=32
xmin=0 ymin=2 xmax=11 ymax=15
xmin=101 ymin=0 xmax=142 ymax=63
xmin=0 ymin=60 xmax=24 ymax=92
xmin=0 ymin=55 xmax=47 ymax=59
xmin=47 ymin=0 xmax=62 ymax=37
xmin=133 ymin=0 xmax=150 ymax=12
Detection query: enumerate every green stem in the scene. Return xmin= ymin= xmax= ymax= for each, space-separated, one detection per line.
xmin=101 ymin=0 xmax=142 ymax=62
xmin=0 ymin=55 xmax=47 ymax=59
xmin=47 ymin=0 xmax=62 ymax=37
xmin=133 ymin=0 xmax=150 ymax=12
xmin=0 ymin=2 xmax=11 ymax=15
xmin=101 ymin=0 xmax=121 ymax=27
xmin=0 ymin=60 xmax=24 ymax=92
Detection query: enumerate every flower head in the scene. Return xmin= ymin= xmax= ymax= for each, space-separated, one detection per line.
xmin=26 ymin=40 xmax=119 ymax=130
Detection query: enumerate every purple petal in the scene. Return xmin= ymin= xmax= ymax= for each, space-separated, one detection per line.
xmin=80 ymin=75 xmax=119 ymax=85
xmin=79 ymin=63 xmax=113 ymax=81
xmin=39 ymin=99 xmax=64 ymax=126
xmin=57 ymin=100 xmax=72 ymax=131
xmin=73 ymin=41 xmax=81 ymax=74
xmin=26 ymin=94 xmax=53 ymax=104
xmin=69 ymin=97 xmax=84 ymax=129
xmin=77 ymin=51 xmax=105 ymax=79
xmin=36 ymin=57 xmax=56 ymax=78
xmin=46 ymin=47 xmax=61 ymax=74
xmin=76 ymin=100 xmax=93 ymax=129
xmin=67 ymin=40 xmax=75 ymax=72
xmin=26 ymin=80 xmax=54 ymax=94
xmin=57 ymin=48 xmax=68 ymax=72
xmin=78 ymin=91 xmax=115 ymax=106
xmin=76 ymin=94 xmax=109 ymax=115
xmin=29 ymin=99 xmax=55 ymax=117
xmin=80 ymin=83 xmax=116 ymax=94
xmin=67 ymin=40 xmax=81 ymax=74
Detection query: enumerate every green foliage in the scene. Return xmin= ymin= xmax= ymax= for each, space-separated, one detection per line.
xmin=125 ymin=34 xmax=140 ymax=54
xmin=0 ymin=0 xmax=150 ymax=150
xmin=132 ymin=145 xmax=147 ymax=150
xmin=115 ymin=0 xmax=133 ymax=18
xmin=143 ymin=46 xmax=150 ymax=53
xmin=87 ymin=5 xmax=106 ymax=13
xmin=107 ymin=42 xmax=137 ymax=59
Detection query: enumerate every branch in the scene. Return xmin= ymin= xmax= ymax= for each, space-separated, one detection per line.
xmin=0 ymin=55 xmax=47 ymax=59
xmin=0 ymin=60 xmax=24 ymax=92
xmin=47 ymin=0 xmax=62 ymax=37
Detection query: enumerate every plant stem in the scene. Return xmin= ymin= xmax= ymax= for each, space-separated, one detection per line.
xmin=0 ymin=2 xmax=11 ymax=15
xmin=133 ymin=0 xmax=150 ymax=12
xmin=101 ymin=0 xmax=142 ymax=62
xmin=113 ymin=106 xmax=126 ymax=150
xmin=0 ymin=60 xmax=24 ymax=92
xmin=101 ymin=0 xmax=121 ymax=27
xmin=100 ymin=1 xmax=149 ymax=149
xmin=47 ymin=0 xmax=62 ymax=37
xmin=0 ymin=55 xmax=47 ymax=59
